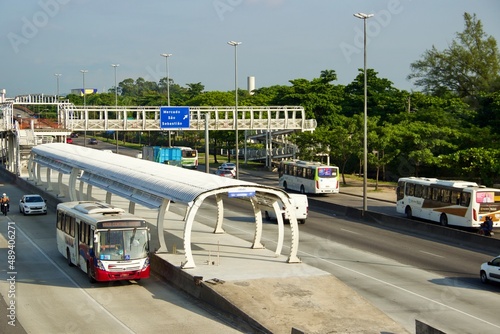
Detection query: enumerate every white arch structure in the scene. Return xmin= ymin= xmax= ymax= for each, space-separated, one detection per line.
xmin=29 ymin=143 xmax=301 ymax=268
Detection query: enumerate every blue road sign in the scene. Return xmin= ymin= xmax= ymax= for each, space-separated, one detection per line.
xmin=160 ymin=106 xmax=190 ymax=129
xmin=228 ymin=188 xmax=256 ymax=198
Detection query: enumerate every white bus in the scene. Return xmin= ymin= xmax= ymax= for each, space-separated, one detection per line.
xmin=396 ymin=177 xmax=500 ymax=228
xmin=177 ymin=146 xmax=199 ymax=169
xmin=278 ymin=160 xmax=340 ymax=194
xmin=56 ymin=201 xmax=150 ymax=283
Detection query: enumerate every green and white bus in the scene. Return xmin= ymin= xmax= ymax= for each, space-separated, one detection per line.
xmin=278 ymin=160 xmax=340 ymax=194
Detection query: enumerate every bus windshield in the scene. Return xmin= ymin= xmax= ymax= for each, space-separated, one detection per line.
xmin=97 ymin=228 xmax=148 ymax=261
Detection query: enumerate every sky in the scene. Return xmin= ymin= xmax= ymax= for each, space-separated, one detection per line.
xmin=0 ymin=0 xmax=499 ymax=98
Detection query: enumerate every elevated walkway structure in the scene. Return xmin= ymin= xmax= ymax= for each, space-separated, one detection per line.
xmin=0 ymin=94 xmax=317 ymax=175
xmin=29 ymin=143 xmax=302 ymax=269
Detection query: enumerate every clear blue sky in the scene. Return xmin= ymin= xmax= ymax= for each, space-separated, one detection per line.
xmin=0 ymin=0 xmax=499 ymax=97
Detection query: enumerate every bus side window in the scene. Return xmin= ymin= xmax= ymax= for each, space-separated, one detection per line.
xmin=461 ymin=193 xmax=471 ymax=207
xmin=442 ymin=189 xmax=451 ymax=203
xmin=432 ymin=187 xmax=439 ymax=201
xmin=415 ymin=184 xmax=423 ymax=198
xmin=423 ymin=186 xmax=430 ymax=199
xmin=57 ymin=212 xmax=63 ymax=230
xmin=306 ymin=168 xmax=313 ymax=180
xmin=407 ymin=184 xmax=415 ymax=196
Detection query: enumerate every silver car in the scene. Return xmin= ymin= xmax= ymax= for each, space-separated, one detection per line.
xmin=19 ymin=194 xmax=48 ymax=215
xmin=480 ymin=255 xmax=500 ymax=284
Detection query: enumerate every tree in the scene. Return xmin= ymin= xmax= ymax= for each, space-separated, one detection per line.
xmin=408 ymin=13 xmax=500 ymax=100
xmin=186 ymin=82 xmax=205 ymax=99
xmin=390 ymin=121 xmax=458 ymax=176
xmin=186 ymin=91 xmax=234 ymax=106
xmin=319 ymin=69 xmax=337 ymax=83
xmin=281 ymin=72 xmax=344 ymax=127
xmin=440 ymin=147 xmax=500 ymax=186
xmin=343 ymin=69 xmax=406 ymax=122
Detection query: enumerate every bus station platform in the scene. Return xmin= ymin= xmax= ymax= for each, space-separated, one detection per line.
xmin=150 ymin=214 xmax=409 ymax=333
xmin=6 ymin=166 xmax=407 ymax=333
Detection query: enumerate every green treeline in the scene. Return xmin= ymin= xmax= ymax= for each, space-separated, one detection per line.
xmin=67 ymin=13 xmax=500 ymax=185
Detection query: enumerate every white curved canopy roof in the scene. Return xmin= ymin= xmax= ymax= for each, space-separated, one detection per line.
xmin=30 ymin=143 xmax=301 ymax=268
xmin=31 ymin=143 xmax=282 ymax=206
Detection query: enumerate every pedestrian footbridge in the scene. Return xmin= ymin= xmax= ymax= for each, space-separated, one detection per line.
xmin=0 ymin=94 xmax=316 ymax=175
xmin=29 ymin=143 xmax=302 ymax=269
xmin=1 ymin=94 xmax=316 ymax=133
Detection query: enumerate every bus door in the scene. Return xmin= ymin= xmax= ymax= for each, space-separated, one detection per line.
xmin=76 ymin=220 xmax=93 ymax=268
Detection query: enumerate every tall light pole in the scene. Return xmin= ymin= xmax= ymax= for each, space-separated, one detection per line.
xmin=111 ymin=64 xmax=119 ymax=108
xmin=112 ymin=64 xmax=119 ymax=153
xmin=228 ymin=40 xmax=241 ymax=179
xmin=354 ymin=12 xmax=374 ymax=216
xmin=54 ymin=73 xmax=61 ymax=100
xmin=160 ymin=53 xmax=173 ymax=146
xmin=81 ymin=69 xmax=88 ymax=146
xmin=80 ymin=70 xmax=88 ymax=107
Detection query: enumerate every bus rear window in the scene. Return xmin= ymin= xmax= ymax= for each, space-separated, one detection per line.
xmin=476 ymin=191 xmax=497 ymax=204
xmin=318 ymin=168 xmax=336 ymax=177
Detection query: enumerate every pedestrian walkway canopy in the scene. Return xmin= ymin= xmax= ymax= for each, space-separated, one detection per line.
xmin=29 ymin=143 xmax=301 ymax=268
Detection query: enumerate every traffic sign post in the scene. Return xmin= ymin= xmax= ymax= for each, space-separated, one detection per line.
xmin=160 ymin=106 xmax=190 ymax=129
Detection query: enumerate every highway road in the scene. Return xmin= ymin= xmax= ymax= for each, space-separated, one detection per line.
xmin=195 ymin=195 xmax=500 ymax=334
xmin=0 ymin=182 xmax=252 ymax=333
xmin=2 ymin=140 xmax=500 ymax=333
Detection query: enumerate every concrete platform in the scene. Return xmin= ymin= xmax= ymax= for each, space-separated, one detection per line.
xmin=7 ymin=169 xmax=409 ymax=333
xmin=151 ymin=219 xmax=409 ymax=333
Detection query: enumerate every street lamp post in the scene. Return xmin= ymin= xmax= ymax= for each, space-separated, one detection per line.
xmin=80 ymin=69 xmax=88 ymax=146
xmin=354 ymin=12 xmax=374 ymax=216
xmin=112 ymin=64 xmax=120 ymax=153
xmin=54 ymin=73 xmax=61 ymax=100
xmin=160 ymin=53 xmax=173 ymax=146
xmin=227 ymin=40 xmax=241 ymax=179
xmin=111 ymin=64 xmax=119 ymax=108
xmin=80 ymin=70 xmax=88 ymax=107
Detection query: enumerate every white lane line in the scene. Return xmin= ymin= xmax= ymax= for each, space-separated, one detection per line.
xmin=419 ymin=250 xmax=445 ymax=258
xmin=340 ymin=228 xmax=361 ymax=235
xmin=14 ymin=222 xmax=135 ymax=334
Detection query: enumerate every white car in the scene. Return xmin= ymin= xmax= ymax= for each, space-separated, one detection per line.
xmin=215 ymin=169 xmax=234 ymax=178
xmin=480 ymin=255 xmax=500 ymax=284
xmin=262 ymin=194 xmax=309 ymax=224
xmin=19 ymin=194 xmax=48 ymax=215
xmin=219 ymin=163 xmax=236 ymax=176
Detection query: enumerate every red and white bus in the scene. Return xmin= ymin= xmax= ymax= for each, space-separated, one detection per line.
xmin=56 ymin=201 xmax=150 ymax=282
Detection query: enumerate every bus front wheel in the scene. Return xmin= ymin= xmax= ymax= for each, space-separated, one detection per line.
xmin=405 ymin=206 xmax=413 ymax=219
xmin=440 ymin=214 xmax=448 ymax=226
xmin=87 ymin=262 xmax=96 ymax=283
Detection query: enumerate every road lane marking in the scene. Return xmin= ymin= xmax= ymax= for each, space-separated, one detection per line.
xmin=419 ymin=250 xmax=444 ymax=258
xmin=340 ymin=228 xmax=361 ymax=235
